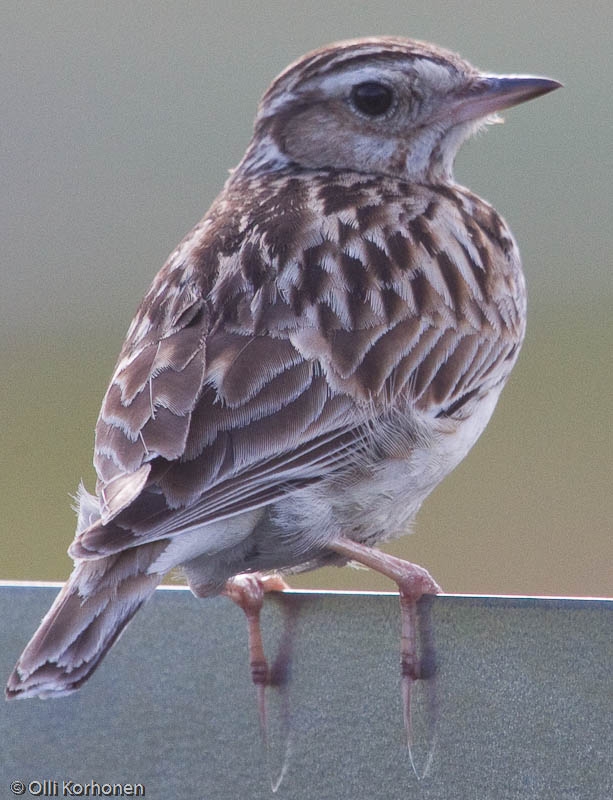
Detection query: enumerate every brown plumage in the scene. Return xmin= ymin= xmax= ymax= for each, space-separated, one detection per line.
xmin=7 ymin=37 xmax=559 ymax=706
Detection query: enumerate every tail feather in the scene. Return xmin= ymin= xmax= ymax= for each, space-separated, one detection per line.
xmin=6 ymin=543 xmax=166 ymax=699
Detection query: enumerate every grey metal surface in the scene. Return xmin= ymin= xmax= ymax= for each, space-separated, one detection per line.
xmin=1 ymin=584 xmax=611 ymax=799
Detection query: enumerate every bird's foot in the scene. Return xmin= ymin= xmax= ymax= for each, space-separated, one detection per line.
xmin=224 ymin=572 xmax=292 ymax=791
xmin=327 ymin=538 xmax=440 ymax=774
xmin=224 ymin=572 xmax=289 ymax=718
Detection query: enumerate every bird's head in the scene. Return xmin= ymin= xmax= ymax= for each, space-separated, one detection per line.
xmin=238 ymin=37 xmax=560 ymax=183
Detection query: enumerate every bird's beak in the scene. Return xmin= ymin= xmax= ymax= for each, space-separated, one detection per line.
xmin=448 ymin=74 xmax=562 ymax=125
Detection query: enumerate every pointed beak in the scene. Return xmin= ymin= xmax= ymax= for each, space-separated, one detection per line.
xmin=449 ymin=74 xmax=562 ymax=124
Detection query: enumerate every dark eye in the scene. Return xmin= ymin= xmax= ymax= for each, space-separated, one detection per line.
xmin=350 ymin=82 xmax=394 ymax=116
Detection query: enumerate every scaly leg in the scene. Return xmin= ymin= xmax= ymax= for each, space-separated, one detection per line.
xmin=223 ymin=572 xmax=289 ymax=736
xmin=326 ymin=538 xmax=441 ymax=748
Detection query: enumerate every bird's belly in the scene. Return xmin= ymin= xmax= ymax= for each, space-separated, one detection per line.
xmin=259 ymin=387 xmax=503 ymax=561
xmin=167 ymin=389 xmax=503 ymax=588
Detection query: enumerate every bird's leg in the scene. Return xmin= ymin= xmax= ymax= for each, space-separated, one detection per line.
xmin=327 ymin=537 xmax=441 ymax=749
xmin=223 ymin=573 xmax=290 ymax=737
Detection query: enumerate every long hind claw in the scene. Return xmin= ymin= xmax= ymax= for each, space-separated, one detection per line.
xmin=223 ymin=573 xmax=290 ymax=741
xmin=326 ymin=537 xmax=441 ymax=775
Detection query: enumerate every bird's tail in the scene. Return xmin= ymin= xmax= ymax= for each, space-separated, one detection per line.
xmin=6 ymin=543 xmax=165 ymax=699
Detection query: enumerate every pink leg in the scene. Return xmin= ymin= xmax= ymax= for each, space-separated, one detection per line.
xmin=223 ymin=572 xmax=289 ymax=735
xmin=327 ymin=537 xmax=441 ymax=747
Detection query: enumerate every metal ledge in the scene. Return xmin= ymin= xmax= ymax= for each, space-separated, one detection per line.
xmin=1 ymin=584 xmax=611 ymax=798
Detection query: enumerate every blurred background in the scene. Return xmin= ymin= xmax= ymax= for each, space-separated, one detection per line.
xmin=1 ymin=1 xmax=610 ymax=597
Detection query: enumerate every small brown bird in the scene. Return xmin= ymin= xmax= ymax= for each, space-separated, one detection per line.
xmin=7 ymin=38 xmax=559 ymax=739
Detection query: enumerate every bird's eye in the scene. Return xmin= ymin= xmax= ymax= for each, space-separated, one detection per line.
xmin=350 ymin=82 xmax=395 ymax=116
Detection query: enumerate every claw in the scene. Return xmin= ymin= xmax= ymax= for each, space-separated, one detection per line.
xmin=400 ymin=592 xmax=438 ymax=780
xmin=224 ymin=573 xmax=294 ymax=791
xmin=326 ymin=537 xmax=440 ymax=777
xmin=224 ymin=573 xmax=270 ymax=733
xmin=399 ymin=590 xmax=419 ymax=748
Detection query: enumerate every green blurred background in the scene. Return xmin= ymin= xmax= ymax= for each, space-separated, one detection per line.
xmin=2 ymin=2 xmax=611 ymax=597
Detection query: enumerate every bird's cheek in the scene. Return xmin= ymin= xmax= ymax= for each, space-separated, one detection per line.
xmin=282 ymin=110 xmax=343 ymax=169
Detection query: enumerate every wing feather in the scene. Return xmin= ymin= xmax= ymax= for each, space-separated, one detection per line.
xmin=74 ymin=172 xmax=524 ymax=559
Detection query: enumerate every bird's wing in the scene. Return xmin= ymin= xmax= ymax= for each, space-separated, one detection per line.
xmin=74 ymin=175 xmax=524 ymax=557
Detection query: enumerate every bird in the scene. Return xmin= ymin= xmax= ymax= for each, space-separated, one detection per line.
xmin=6 ymin=37 xmax=560 ymax=745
